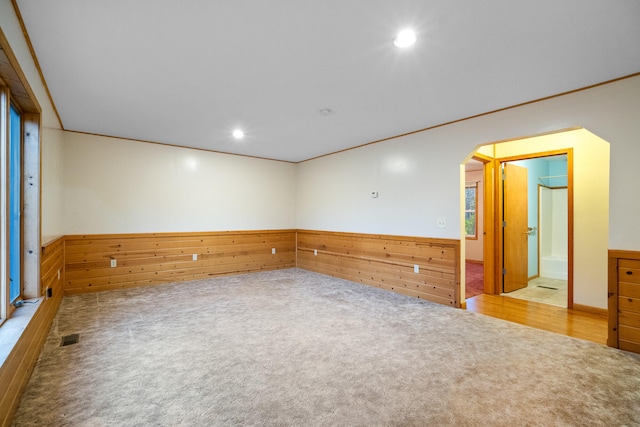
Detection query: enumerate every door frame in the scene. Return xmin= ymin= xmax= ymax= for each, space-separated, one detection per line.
xmin=484 ymin=149 xmax=574 ymax=307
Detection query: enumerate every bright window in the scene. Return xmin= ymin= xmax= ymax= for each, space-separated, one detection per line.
xmin=9 ymin=103 xmax=21 ymax=304
xmin=465 ymin=183 xmax=477 ymax=239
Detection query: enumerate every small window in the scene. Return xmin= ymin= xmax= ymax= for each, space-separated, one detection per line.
xmin=465 ymin=182 xmax=477 ymax=239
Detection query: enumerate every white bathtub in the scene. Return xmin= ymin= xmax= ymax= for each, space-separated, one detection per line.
xmin=541 ymin=255 xmax=567 ymax=280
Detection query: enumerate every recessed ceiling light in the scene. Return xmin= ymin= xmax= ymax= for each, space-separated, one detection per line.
xmin=232 ymin=129 xmax=244 ymax=139
xmin=393 ymin=29 xmax=417 ymax=48
xmin=319 ymin=108 xmax=333 ymax=116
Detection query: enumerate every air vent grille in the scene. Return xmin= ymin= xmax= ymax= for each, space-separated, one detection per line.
xmin=61 ymin=334 xmax=80 ymax=347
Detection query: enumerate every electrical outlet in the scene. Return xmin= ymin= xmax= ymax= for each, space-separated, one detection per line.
xmin=437 ymin=217 xmax=447 ymax=228
xmin=272 ymin=248 xmax=276 ymax=254
xmin=414 ymin=264 xmax=419 ymax=273
xmin=314 ymin=249 xmax=318 ymax=256
xmin=110 ymin=259 xmax=117 ymax=268
xmin=192 ymin=254 xmax=198 ymax=261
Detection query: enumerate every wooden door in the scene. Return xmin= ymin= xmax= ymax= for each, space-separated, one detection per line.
xmin=503 ymin=163 xmax=528 ymax=293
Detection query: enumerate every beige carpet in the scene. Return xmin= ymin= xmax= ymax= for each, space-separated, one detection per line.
xmin=12 ymin=269 xmax=640 ymax=426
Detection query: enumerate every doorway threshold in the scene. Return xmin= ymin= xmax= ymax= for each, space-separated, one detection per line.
xmin=502 ymin=277 xmax=568 ymax=307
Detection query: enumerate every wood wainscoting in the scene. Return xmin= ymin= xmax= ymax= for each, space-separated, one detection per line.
xmin=64 ymin=230 xmax=296 ymax=295
xmin=41 ymin=237 xmax=65 ymax=298
xmin=297 ymin=230 xmax=460 ymax=307
xmin=0 ymin=237 xmax=65 ymax=427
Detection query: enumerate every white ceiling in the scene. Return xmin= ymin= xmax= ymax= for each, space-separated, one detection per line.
xmin=15 ymin=1 xmax=640 ymax=162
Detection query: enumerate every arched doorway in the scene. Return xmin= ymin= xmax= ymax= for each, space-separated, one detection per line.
xmin=462 ymin=128 xmax=610 ymax=311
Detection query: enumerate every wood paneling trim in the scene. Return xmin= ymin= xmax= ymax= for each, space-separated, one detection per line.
xmin=63 ymin=230 xmax=296 ymax=295
xmin=297 ymin=230 xmax=460 ymax=307
xmin=0 ymin=237 xmax=64 ymax=427
xmin=572 ymin=304 xmax=607 ymax=317
xmin=64 ymin=229 xmax=297 ymax=241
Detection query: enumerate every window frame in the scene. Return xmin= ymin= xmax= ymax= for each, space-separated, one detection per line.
xmin=0 ymin=82 xmax=9 ymax=322
xmin=465 ymin=182 xmax=478 ymax=240
xmin=0 ymin=30 xmax=42 ymax=324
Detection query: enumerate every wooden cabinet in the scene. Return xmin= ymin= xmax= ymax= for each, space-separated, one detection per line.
xmin=608 ymin=251 xmax=640 ymax=353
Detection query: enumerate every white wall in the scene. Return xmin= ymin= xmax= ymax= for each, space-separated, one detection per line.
xmin=298 ymin=75 xmax=639 ymax=252
xmin=550 ymin=189 xmax=568 ymax=259
xmin=62 ymin=132 xmax=297 ymax=234
xmin=297 ymin=128 xmax=470 ymax=237
xmin=41 ymin=128 xmax=64 ymax=243
xmin=540 ymin=187 xmax=568 ymax=261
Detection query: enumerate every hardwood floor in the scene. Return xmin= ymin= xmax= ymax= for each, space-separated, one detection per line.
xmin=464 ymin=294 xmax=608 ymax=345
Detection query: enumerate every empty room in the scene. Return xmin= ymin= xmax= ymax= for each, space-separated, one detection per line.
xmin=1 ymin=1 xmax=640 ymax=426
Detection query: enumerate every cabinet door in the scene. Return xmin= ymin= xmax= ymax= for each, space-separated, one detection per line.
xmin=618 ymin=259 xmax=640 ymax=353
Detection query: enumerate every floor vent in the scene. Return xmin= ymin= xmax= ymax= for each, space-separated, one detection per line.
xmin=537 ymin=285 xmax=559 ymax=291
xmin=61 ymin=334 xmax=80 ymax=347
